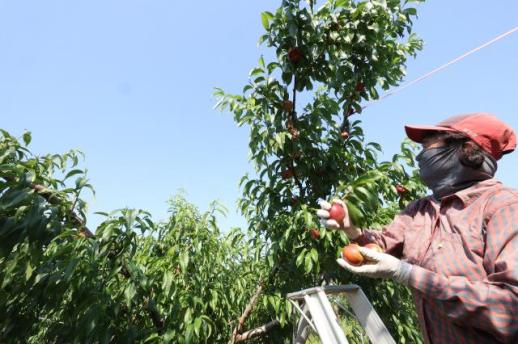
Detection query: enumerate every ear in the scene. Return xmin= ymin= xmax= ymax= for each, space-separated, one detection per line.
xmin=461 ymin=141 xmax=477 ymax=155
xmin=460 ymin=141 xmax=484 ymax=168
xmin=462 ymin=141 xmax=476 ymax=150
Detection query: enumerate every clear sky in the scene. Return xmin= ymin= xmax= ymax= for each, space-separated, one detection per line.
xmin=1 ymin=1 xmax=517 ymax=232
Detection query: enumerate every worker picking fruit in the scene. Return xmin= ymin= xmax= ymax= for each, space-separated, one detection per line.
xmin=317 ymin=113 xmax=518 ymax=343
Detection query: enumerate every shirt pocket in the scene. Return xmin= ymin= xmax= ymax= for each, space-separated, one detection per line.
xmin=403 ymin=222 xmax=427 ymax=265
xmin=450 ymin=222 xmax=486 ymax=259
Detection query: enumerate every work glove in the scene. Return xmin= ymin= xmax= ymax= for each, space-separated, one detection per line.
xmin=316 ymin=199 xmax=362 ymax=239
xmin=336 ymin=246 xmax=413 ymax=285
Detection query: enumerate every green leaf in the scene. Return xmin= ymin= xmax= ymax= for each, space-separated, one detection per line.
xmin=65 ymin=169 xmax=84 ymax=179
xmin=259 ymin=56 xmax=266 ymax=69
xmin=288 ymin=22 xmax=298 ymax=38
xmin=261 ymin=11 xmax=273 ymax=30
xmin=22 ymin=131 xmax=32 ymax=145
xmin=1 ymin=190 xmax=29 ymax=210
xmin=124 ymin=283 xmax=137 ymax=307
xmin=304 ymin=253 xmax=314 ymax=273
xmin=296 ymin=248 xmax=306 ymax=267
xmin=25 ymin=262 xmax=34 ymax=281
xmin=193 ymin=317 xmax=202 ymax=337
xmin=335 ymin=0 xmax=348 ymax=8
xmin=310 ymin=248 xmax=318 ymax=263
xmin=63 ymin=258 xmax=78 ymax=282
xmin=179 ymin=252 xmax=189 ymax=271
xmin=405 ymin=7 xmax=417 ymax=15
xmin=346 ymin=201 xmax=364 ymax=226
xmin=163 ymin=271 xmax=174 ymax=295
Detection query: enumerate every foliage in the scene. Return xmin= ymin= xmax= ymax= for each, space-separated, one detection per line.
xmin=1 ymin=0 xmax=430 ymax=343
xmin=0 ymin=131 xmax=268 ymax=343
xmin=215 ymin=0 xmax=426 ymax=342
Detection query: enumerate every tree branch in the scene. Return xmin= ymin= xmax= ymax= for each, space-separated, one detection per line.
xmin=235 ymin=320 xmax=280 ymax=343
xmin=228 ymin=266 xmax=279 ymax=344
xmin=290 ymin=160 xmax=305 ymax=199
xmin=287 ymin=75 xmax=305 ymax=198
xmin=291 ymin=75 xmax=298 ymax=123
xmin=228 ymin=280 xmax=265 ymax=344
xmin=2 ymin=176 xmax=95 ymax=237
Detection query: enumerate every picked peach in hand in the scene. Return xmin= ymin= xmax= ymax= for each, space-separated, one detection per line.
xmin=328 ymin=201 xmax=346 ymax=223
xmin=341 ymin=244 xmax=364 ymax=266
xmin=364 ymin=243 xmax=384 ymax=253
xmin=341 ymin=243 xmax=384 ymax=266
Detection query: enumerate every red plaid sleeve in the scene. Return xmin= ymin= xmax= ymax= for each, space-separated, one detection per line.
xmin=354 ymin=200 xmax=421 ymax=258
xmin=408 ymin=202 xmax=518 ymax=342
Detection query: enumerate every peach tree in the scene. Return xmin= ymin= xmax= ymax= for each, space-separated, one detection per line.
xmin=0 ymin=130 xmax=270 ymax=343
xmin=216 ymin=0 xmax=427 ymax=342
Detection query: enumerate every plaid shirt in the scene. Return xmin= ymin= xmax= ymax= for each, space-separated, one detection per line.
xmin=355 ymin=179 xmax=518 ymax=343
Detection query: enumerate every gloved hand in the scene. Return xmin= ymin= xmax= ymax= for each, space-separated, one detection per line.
xmin=316 ymin=199 xmax=362 ymax=239
xmin=336 ymin=246 xmax=413 ymax=285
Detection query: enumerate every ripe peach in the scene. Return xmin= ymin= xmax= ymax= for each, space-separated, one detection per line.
xmin=281 ymin=169 xmax=294 ymax=179
xmin=329 ymin=202 xmax=346 ymax=222
xmin=342 ymin=244 xmax=363 ymax=266
xmin=288 ymin=47 xmax=303 ymax=64
xmin=289 ymin=128 xmax=300 ymax=140
xmin=282 ymin=100 xmax=294 ymax=112
xmin=309 ymin=228 xmax=320 ymax=240
xmin=395 ymin=184 xmax=408 ymax=194
xmin=364 ymin=243 xmax=384 ymax=253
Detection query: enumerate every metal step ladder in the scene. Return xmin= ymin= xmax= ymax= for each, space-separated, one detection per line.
xmin=287 ymin=285 xmax=395 ymax=344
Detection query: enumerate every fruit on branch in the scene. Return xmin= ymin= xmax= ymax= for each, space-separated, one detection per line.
xmin=355 ymin=82 xmax=365 ymax=92
xmin=329 ymin=202 xmax=346 ymax=222
xmin=395 ymin=184 xmax=408 ymax=195
xmin=291 ymin=196 xmax=299 ymax=205
xmin=289 ymin=128 xmax=300 ymax=140
xmin=309 ymin=228 xmax=321 ymax=240
xmin=288 ymin=47 xmax=303 ymax=64
xmin=282 ymin=100 xmax=294 ymax=112
xmin=340 ymin=131 xmax=349 ymax=140
xmin=364 ymin=243 xmax=384 ymax=253
xmin=287 ymin=119 xmax=300 ymax=140
xmin=342 ymin=244 xmax=363 ymax=266
xmin=281 ymin=169 xmax=294 ymax=180
xmin=290 ymin=151 xmax=302 ymax=160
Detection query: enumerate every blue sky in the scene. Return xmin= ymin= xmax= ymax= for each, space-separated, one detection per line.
xmin=1 ymin=1 xmax=517 ymax=232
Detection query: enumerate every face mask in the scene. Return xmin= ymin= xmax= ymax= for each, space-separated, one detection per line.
xmin=416 ymin=145 xmax=497 ymax=200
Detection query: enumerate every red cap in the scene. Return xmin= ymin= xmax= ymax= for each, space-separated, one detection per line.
xmin=405 ymin=113 xmax=516 ymax=160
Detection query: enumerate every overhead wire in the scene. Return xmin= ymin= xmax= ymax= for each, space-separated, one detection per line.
xmin=362 ymin=25 xmax=518 ymax=110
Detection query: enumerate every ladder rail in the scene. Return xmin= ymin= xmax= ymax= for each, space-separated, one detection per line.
xmin=304 ymin=291 xmax=349 ymax=344
xmin=292 ymin=303 xmax=312 ymax=344
xmin=288 ymin=284 xmax=395 ymax=344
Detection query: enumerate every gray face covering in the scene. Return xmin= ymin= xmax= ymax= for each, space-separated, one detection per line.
xmin=416 ymin=145 xmax=497 ymax=200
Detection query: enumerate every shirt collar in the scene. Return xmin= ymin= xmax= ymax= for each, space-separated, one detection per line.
xmin=438 ymin=178 xmax=502 ymax=207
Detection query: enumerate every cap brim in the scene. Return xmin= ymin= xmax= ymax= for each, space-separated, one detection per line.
xmin=404 ymin=125 xmax=457 ymax=143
